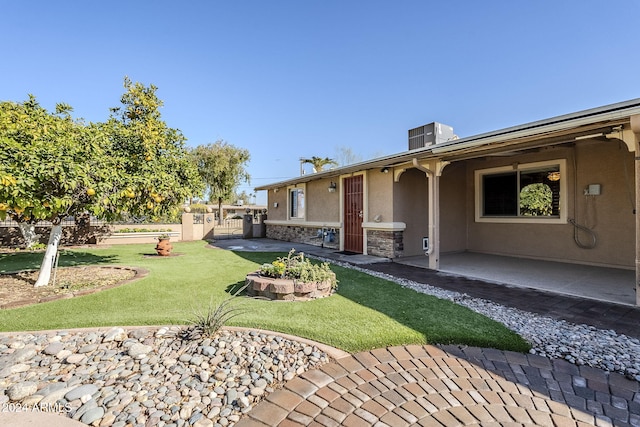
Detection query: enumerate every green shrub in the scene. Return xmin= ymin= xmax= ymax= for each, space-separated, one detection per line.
xmin=182 ymin=284 xmax=247 ymax=340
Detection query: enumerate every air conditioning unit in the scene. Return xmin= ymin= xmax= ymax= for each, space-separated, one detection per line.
xmin=408 ymin=122 xmax=455 ymax=150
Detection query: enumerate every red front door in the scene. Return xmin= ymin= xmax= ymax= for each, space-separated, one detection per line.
xmin=343 ymin=175 xmax=363 ymax=253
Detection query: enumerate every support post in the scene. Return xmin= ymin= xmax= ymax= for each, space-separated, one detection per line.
xmin=427 ymin=173 xmax=440 ymax=270
xmin=630 ymin=115 xmax=640 ymax=306
xmin=412 ymin=159 xmax=449 ymax=271
xmin=181 ymin=212 xmax=194 ymax=241
xmin=636 ymin=151 xmax=639 ymax=306
xmin=203 ymin=213 xmax=215 ymax=240
xmin=243 ymin=214 xmax=254 ymax=239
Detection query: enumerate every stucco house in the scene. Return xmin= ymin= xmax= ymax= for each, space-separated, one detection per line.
xmin=255 ymin=99 xmax=640 ymax=304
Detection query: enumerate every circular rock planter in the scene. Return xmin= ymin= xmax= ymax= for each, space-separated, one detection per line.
xmin=245 ymin=271 xmax=336 ymax=301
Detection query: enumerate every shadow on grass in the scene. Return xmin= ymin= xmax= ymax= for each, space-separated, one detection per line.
xmin=225 ymin=281 xmax=248 ymax=295
xmin=230 ymin=250 xmax=530 ymax=353
xmin=0 ymin=250 xmax=120 ymax=273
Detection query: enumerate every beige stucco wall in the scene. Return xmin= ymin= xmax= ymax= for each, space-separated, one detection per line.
xmin=265 ymin=179 xmax=341 ymax=223
xmin=367 ymin=170 xmax=394 ymax=223
xmin=266 ymin=188 xmax=288 ymax=221
xmin=464 ymin=140 xmax=635 ymax=268
xmin=306 ymin=178 xmax=341 ymax=222
xmin=393 ymin=168 xmax=429 ymax=256
xmin=439 ymin=162 xmax=468 ymax=253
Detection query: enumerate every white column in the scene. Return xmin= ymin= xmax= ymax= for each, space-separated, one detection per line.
xmin=428 ymin=173 xmax=440 ymax=270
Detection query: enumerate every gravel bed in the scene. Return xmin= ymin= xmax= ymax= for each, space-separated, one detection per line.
xmin=336 ymin=260 xmax=640 ymax=381
xmin=0 ymin=327 xmax=329 ymax=426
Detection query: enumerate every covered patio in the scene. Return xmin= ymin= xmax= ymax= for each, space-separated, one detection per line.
xmin=396 ymin=252 xmax=636 ymax=306
xmin=212 ymin=238 xmax=636 ymax=306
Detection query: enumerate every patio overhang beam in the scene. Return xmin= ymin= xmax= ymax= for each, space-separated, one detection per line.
xmin=436 ymin=122 xmax=628 ymax=163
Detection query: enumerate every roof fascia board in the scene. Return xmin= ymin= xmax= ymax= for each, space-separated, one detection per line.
xmin=432 ymin=99 xmax=640 ymax=154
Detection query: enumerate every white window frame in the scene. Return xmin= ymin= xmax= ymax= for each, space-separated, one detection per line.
xmin=474 ymin=159 xmax=567 ymax=224
xmin=288 ymin=184 xmax=306 ymax=220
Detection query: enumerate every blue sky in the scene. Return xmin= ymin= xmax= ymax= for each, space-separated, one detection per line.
xmin=3 ymin=1 xmax=639 ymax=205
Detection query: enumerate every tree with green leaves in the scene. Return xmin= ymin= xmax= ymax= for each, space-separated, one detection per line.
xmin=190 ymin=141 xmax=251 ymax=224
xmin=100 ymin=77 xmax=202 ymax=222
xmin=301 ymin=156 xmax=338 ymax=173
xmin=0 ymin=97 xmax=111 ymax=286
xmin=520 ymin=183 xmax=553 ymax=216
xmin=0 ymin=78 xmax=202 ymax=287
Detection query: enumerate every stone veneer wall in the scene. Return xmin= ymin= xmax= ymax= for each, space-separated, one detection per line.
xmin=367 ymin=230 xmax=404 ymax=258
xmin=266 ymin=225 xmax=339 ymax=250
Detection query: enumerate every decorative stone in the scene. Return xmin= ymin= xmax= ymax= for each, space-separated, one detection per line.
xmin=294 ymin=282 xmax=316 ymax=294
xmin=66 ymin=354 xmax=87 ymax=364
xmin=66 ymin=384 xmax=99 ymax=401
xmin=103 ymin=327 xmax=128 ymax=342
xmin=44 ymin=342 xmax=64 ymax=355
xmin=252 ymin=280 xmax=270 ymax=292
xmin=245 ymin=271 xmax=335 ymax=301
xmin=7 ymin=347 xmax=36 ymax=363
xmin=7 ymin=381 xmax=37 ymax=401
xmin=269 ymin=280 xmax=294 ymax=294
xmin=128 ymin=343 xmax=153 ymax=359
xmin=316 ymin=280 xmax=331 ymax=290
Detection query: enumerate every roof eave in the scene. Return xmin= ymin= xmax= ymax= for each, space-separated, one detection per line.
xmin=255 ymin=98 xmax=640 ymax=191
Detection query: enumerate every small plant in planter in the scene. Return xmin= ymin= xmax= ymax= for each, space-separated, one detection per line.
xmin=259 ymin=249 xmax=338 ymax=289
xmin=247 ymin=249 xmax=338 ymax=300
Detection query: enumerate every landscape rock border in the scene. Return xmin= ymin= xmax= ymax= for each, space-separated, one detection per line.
xmin=245 ymin=271 xmax=335 ymax=301
xmin=0 ymin=325 xmax=342 ymax=427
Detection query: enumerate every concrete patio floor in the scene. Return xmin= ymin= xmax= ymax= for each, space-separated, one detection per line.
xmin=397 ymin=252 xmax=636 ymax=307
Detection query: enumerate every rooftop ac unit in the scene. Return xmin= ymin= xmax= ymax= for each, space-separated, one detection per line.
xmin=408 ymin=122 xmax=455 ymax=150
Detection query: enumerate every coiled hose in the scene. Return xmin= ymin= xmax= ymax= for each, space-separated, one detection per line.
xmin=568 ymin=218 xmax=596 ymax=249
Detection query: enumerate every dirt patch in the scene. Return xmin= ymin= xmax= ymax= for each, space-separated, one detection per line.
xmin=0 ymin=266 xmax=146 ymax=309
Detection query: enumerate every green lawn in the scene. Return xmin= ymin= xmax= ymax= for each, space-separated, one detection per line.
xmin=0 ymin=241 xmax=530 ymax=353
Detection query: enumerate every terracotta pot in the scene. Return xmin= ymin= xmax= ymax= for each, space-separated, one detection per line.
xmin=155 ymin=238 xmax=172 ymax=256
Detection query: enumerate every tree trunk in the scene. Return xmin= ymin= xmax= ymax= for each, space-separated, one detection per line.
xmin=34 ymin=224 xmax=62 ymax=287
xmin=18 ymin=223 xmax=39 ymax=248
xmin=218 ymin=197 xmax=223 ymax=225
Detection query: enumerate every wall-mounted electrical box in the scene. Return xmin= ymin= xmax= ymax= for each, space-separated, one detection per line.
xmin=585 ymin=184 xmax=601 ymax=196
xmin=422 ymin=237 xmax=429 ymax=251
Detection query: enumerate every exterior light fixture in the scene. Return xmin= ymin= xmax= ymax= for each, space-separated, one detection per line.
xmin=381 ymin=167 xmax=389 ymax=173
xmin=328 ymin=182 xmax=337 ymax=193
xmin=547 ymin=171 xmax=561 ymax=181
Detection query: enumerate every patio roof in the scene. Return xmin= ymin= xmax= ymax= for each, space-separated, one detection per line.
xmin=255 ymin=98 xmax=640 ymax=191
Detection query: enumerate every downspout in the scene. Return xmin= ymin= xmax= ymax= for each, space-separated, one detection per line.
xmin=412 ymin=158 xmax=439 ymax=270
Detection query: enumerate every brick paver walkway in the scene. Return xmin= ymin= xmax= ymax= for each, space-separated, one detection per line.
xmin=237 ymin=344 xmax=640 ymax=426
